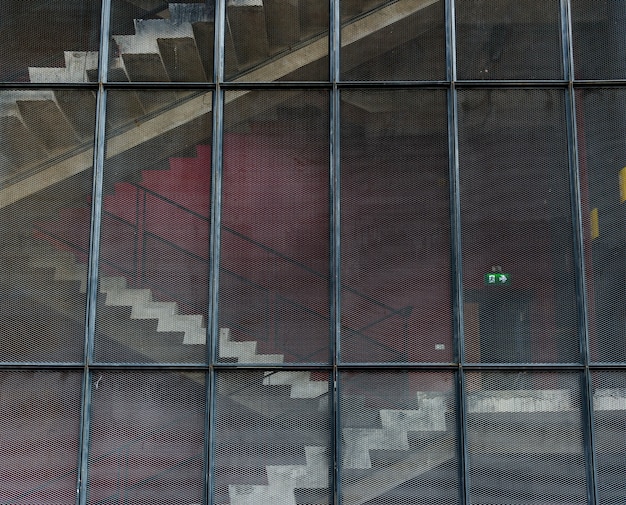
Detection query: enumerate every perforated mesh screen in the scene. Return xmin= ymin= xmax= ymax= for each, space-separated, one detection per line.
xmin=455 ymin=0 xmax=563 ymax=80
xmin=341 ymin=0 xmax=446 ymax=81
xmin=0 ymin=88 xmax=96 ymax=363
xmin=214 ymin=370 xmax=331 ymax=504
xmin=87 ymin=371 xmax=206 ymax=504
xmin=0 ymin=1 xmax=101 ymax=82
xmin=109 ymin=0 xmax=214 ymax=83
xmin=571 ymin=1 xmax=626 ymax=80
xmin=465 ymin=371 xmax=587 ymax=504
xmin=575 ymin=89 xmax=626 ymax=363
xmin=458 ymin=88 xmax=579 ymax=364
xmin=340 ymin=371 xmax=459 ymax=504
xmin=0 ymin=371 xmax=82 ymax=504
xmin=220 ymin=90 xmax=330 ymax=364
xmin=95 ymin=90 xmax=212 ymax=364
xmin=340 ymin=89 xmax=451 ymax=363
xmin=224 ymin=0 xmax=329 ymax=81
xmin=592 ymin=371 xmax=626 ymax=504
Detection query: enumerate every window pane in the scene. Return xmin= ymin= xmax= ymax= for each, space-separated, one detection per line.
xmin=88 ymin=371 xmax=206 ymax=504
xmin=220 ymin=90 xmax=330 ymax=364
xmin=214 ymin=370 xmax=332 ymax=504
xmin=341 ymin=89 xmax=452 ymax=363
xmin=458 ymin=89 xmax=579 ymax=363
xmin=572 ymin=1 xmax=626 ymax=80
xmin=0 ymin=0 xmax=101 ymax=82
xmin=592 ymin=371 xmax=626 ymax=503
xmin=576 ymin=89 xmax=626 ymax=362
xmin=225 ymin=0 xmax=329 ymax=81
xmin=109 ymin=0 xmax=214 ymax=83
xmin=0 ymin=88 xmax=96 ymax=363
xmin=341 ymin=0 xmax=446 ymax=81
xmin=455 ymin=0 xmax=563 ymax=80
xmin=0 ymin=371 xmax=82 ymax=504
xmin=95 ymin=90 xmax=212 ymax=363
xmin=340 ymin=371 xmax=460 ymax=504
xmin=466 ymin=371 xmax=587 ymax=504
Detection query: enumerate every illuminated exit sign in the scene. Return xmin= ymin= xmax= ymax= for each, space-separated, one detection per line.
xmin=484 ymin=273 xmax=511 ymax=285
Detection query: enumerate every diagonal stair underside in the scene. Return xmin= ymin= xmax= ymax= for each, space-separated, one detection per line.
xmin=0 ymin=0 xmax=440 ymax=209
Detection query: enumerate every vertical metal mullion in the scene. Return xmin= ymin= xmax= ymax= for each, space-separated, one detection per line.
xmin=330 ymin=0 xmax=341 ymax=502
xmin=566 ymin=84 xmax=598 ymax=505
xmin=446 ymin=0 xmax=468 ymax=500
xmin=77 ymin=0 xmax=112 ymax=502
xmin=562 ymin=0 xmax=597 ymax=499
xmin=207 ymin=0 xmax=226 ymax=502
xmin=449 ymin=82 xmax=469 ymax=505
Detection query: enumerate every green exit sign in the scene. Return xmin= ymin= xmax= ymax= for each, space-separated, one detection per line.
xmin=484 ymin=273 xmax=511 ymax=285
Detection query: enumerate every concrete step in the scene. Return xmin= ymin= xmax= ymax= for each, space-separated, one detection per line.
xmin=100 ymin=276 xmax=207 ymax=345
xmin=28 ymin=51 xmax=98 ymax=83
xmin=342 ymin=393 xmax=447 ymax=469
xmin=228 ymin=445 xmax=328 ymax=505
xmin=219 ymin=327 xmax=284 ymax=363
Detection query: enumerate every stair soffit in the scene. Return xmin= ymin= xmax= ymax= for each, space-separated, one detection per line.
xmin=0 ymin=0 xmax=441 ymax=209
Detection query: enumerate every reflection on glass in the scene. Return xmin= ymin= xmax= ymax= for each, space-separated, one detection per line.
xmin=576 ymin=89 xmax=626 ymax=362
xmin=88 ymin=371 xmax=206 ymax=504
xmin=341 ymin=89 xmax=451 ymax=363
xmin=214 ymin=370 xmax=331 ymax=504
xmin=94 ymin=90 xmax=212 ymax=364
xmin=341 ymin=0 xmax=446 ymax=81
xmin=110 ymin=0 xmax=214 ymax=82
xmin=0 ymin=0 xmax=101 ymax=82
xmin=0 ymin=371 xmax=82 ymax=503
xmin=220 ymin=90 xmax=330 ymax=364
xmin=458 ymin=89 xmax=579 ymax=363
xmin=456 ymin=0 xmax=562 ymax=80
xmin=340 ymin=371 xmax=459 ymax=504
xmin=466 ymin=371 xmax=587 ymax=504
xmin=0 ymin=89 xmax=96 ymax=363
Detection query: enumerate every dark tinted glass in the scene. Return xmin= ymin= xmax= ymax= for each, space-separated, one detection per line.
xmin=225 ymin=0 xmax=329 ymax=81
xmin=340 ymin=371 xmax=460 ymax=504
xmin=466 ymin=371 xmax=587 ymax=504
xmin=0 ymin=89 xmax=96 ymax=363
xmin=214 ymin=370 xmax=332 ymax=504
xmin=341 ymin=0 xmax=446 ymax=81
xmin=458 ymin=89 xmax=579 ymax=363
xmin=88 ymin=371 xmax=206 ymax=504
xmin=0 ymin=0 xmax=101 ymax=82
xmin=340 ymin=89 xmax=452 ymax=363
xmin=456 ymin=0 xmax=563 ymax=80
xmin=592 ymin=371 xmax=626 ymax=503
xmin=572 ymin=0 xmax=626 ymax=79
xmin=110 ymin=0 xmax=214 ymax=82
xmin=0 ymin=371 xmax=82 ymax=504
xmin=576 ymin=89 xmax=626 ymax=362
xmin=95 ymin=90 xmax=212 ymax=363
xmin=220 ymin=90 xmax=330 ymax=364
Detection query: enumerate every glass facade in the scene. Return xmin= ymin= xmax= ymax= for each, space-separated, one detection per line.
xmin=0 ymin=0 xmax=625 ymax=503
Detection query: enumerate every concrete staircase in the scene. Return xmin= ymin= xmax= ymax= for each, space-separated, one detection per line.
xmin=0 ymin=0 xmax=443 ymax=209
xmin=13 ymin=234 xmax=626 ymax=504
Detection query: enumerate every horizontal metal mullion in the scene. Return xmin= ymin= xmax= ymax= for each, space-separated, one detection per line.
xmin=453 ymin=79 xmax=571 ymax=88
xmin=0 ymin=362 xmax=84 ymax=370
xmin=0 ymin=82 xmax=100 ymax=90
xmin=460 ymin=362 xmax=588 ymax=371
xmin=101 ymin=81 xmax=215 ymax=90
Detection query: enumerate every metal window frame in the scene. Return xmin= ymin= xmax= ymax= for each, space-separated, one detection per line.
xmin=3 ymin=0 xmax=626 ymax=503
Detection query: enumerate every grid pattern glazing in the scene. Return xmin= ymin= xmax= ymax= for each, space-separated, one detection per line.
xmin=0 ymin=0 xmax=623 ymax=503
